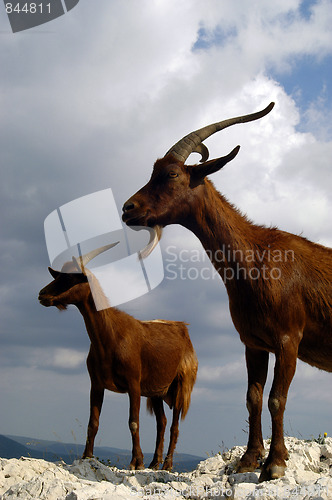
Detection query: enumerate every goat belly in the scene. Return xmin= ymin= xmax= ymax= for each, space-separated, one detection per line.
xmin=104 ymin=378 xmax=127 ymax=393
xmin=140 ymin=357 xmax=183 ymax=391
xmin=101 ymin=367 xmax=129 ymax=393
xmin=140 ymin=384 xmax=170 ymax=398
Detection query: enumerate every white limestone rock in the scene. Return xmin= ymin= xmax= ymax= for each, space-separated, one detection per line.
xmin=0 ymin=437 xmax=331 ymax=499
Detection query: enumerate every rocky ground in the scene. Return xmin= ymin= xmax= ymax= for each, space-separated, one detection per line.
xmin=0 ymin=437 xmax=331 ymax=499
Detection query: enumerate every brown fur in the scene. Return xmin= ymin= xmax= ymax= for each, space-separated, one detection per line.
xmin=122 ymin=146 xmax=332 ymax=481
xmin=38 ymin=263 xmax=197 ymax=471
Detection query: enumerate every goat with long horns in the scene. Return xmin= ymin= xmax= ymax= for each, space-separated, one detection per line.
xmin=122 ymin=103 xmax=332 ymax=481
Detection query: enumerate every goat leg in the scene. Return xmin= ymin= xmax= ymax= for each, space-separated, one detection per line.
xmin=128 ymin=387 xmax=144 ymax=470
xmin=148 ymin=397 xmax=167 ymax=469
xmin=237 ymin=347 xmax=269 ymax=472
xmin=83 ymin=384 xmax=104 ymax=458
xmin=162 ymin=407 xmax=180 ymax=471
xmin=259 ymin=334 xmax=300 ymax=482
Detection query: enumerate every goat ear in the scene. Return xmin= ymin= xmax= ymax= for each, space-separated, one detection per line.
xmin=71 ymin=256 xmax=84 ymax=274
xmin=192 ymin=145 xmax=240 ymax=178
xmin=48 ymin=267 xmax=60 ymax=279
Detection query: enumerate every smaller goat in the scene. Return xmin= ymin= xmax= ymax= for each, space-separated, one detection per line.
xmin=38 ymin=244 xmax=197 ymax=471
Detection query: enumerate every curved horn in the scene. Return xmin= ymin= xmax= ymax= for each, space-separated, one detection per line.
xmin=72 ymin=242 xmax=120 ymax=272
xmin=165 ymin=102 xmax=275 ymax=163
xmin=139 ymin=225 xmax=163 ymax=259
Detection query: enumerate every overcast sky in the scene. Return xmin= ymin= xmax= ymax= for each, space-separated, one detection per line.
xmin=0 ymin=0 xmax=331 ymax=460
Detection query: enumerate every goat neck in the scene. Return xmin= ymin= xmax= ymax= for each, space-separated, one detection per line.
xmin=75 ymin=283 xmax=116 ymax=360
xmin=184 ymin=179 xmax=261 ymax=288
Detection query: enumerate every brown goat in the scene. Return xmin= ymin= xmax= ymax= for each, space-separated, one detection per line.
xmin=122 ymin=103 xmax=332 ymax=481
xmin=38 ymin=246 xmax=197 ymax=471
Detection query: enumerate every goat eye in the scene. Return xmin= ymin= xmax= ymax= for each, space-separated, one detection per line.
xmin=168 ymin=171 xmax=178 ymax=178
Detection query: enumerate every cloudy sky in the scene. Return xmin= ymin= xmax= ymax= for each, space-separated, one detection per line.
xmin=0 ymin=0 xmax=331 ymax=460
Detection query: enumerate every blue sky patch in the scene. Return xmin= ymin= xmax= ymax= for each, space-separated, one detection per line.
xmin=268 ymin=54 xmax=331 ymax=110
xmin=299 ymin=0 xmax=319 ymax=21
xmin=192 ymin=24 xmax=237 ymax=51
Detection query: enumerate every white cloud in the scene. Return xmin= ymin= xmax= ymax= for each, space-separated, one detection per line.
xmin=198 ymin=360 xmax=246 ymax=384
xmin=303 ymin=87 xmax=332 ymax=141
xmin=195 ymin=76 xmax=332 ymax=245
xmin=51 ymin=348 xmax=86 ymax=370
xmin=18 ymin=348 xmax=86 ymax=372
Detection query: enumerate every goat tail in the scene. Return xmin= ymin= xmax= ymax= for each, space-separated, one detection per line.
xmin=176 ymin=349 xmax=198 ymax=420
xmin=146 ymin=348 xmax=198 ymax=419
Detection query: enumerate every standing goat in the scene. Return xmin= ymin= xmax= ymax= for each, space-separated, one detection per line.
xmin=122 ymin=102 xmax=332 ymax=481
xmin=38 ymin=245 xmax=197 ymax=471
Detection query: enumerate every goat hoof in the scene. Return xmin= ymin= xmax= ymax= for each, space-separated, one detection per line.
xmin=148 ymin=461 xmax=161 ymax=470
xmin=236 ymin=456 xmax=260 ymax=473
xmin=237 ymin=449 xmax=264 ymax=472
xmin=259 ymin=464 xmax=286 ymax=482
xmin=129 ymin=464 xmax=145 ymax=470
xmin=236 ymin=463 xmax=257 ymax=473
xmin=129 ymin=459 xmax=145 ymax=471
xmin=161 ymin=461 xmax=172 ymax=471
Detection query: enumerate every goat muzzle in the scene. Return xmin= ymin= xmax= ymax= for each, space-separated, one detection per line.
xmin=38 ymin=292 xmax=52 ymax=307
xmin=122 ymin=199 xmax=152 ymax=226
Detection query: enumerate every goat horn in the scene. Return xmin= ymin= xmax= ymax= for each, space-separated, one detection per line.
xmin=72 ymin=242 xmax=120 ymax=271
xmin=139 ymin=225 xmax=163 ymax=259
xmin=165 ymin=102 xmax=275 ymax=163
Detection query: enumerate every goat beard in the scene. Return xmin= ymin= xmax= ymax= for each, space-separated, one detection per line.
xmin=139 ymin=225 xmax=163 ymax=259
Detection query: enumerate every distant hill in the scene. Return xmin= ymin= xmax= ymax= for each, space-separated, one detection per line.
xmin=0 ymin=435 xmax=73 ymax=463
xmin=2 ymin=435 xmax=204 ymax=472
xmin=0 ymin=435 xmax=35 ymax=460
